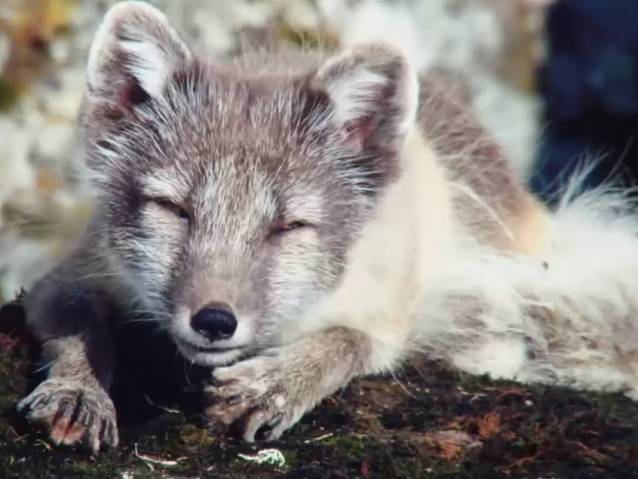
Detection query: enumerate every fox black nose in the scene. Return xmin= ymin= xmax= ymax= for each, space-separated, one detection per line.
xmin=191 ymin=304 xmax=237 ymax=340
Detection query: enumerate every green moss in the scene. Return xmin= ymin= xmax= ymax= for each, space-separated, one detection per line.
xmin=321 ymin=433 xmax=371 ymax=456
xmin=0 ymin=78 xmax=18 ymax=112
xmin=277 ymin=24 xmax=339 ymax=50
xmin=179 ymin=423 xmax=215 ymax=448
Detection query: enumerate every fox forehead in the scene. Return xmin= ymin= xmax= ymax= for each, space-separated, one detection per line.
xmin=163 ymin=64 xmax=325 ymax=145
xmin=127 ymin=66 xmax=329 ymax=172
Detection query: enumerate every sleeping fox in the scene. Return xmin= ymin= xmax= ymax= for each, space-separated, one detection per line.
xmin=16 ymin=1 xmax=638 ymax=452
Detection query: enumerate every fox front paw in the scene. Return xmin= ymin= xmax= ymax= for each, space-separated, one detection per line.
xmin=205 ymin=352 xmax=309 ymax=442
xmin=17 ymin=378 xmax=118 ymax=453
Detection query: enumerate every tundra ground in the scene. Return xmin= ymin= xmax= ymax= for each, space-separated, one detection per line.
xmin=0 ymin=294 xmax=636 ymax=479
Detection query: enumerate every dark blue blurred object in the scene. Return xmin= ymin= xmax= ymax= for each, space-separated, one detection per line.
xmin=533 ymin=0 xmax=638 ymax=202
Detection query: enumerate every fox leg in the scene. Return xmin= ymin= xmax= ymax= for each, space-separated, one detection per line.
xmin=206 ymin=326 xmax=381 ymax=441
xmin=16 ymin=269 xmax=118 ymax=453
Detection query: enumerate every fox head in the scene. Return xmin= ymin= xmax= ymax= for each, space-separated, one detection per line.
xmin=83 ymin=1 xmax=418 ymax=366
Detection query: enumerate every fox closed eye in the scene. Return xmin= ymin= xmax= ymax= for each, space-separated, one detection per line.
xmin=147 ymin=197 xmax=190 ymax=223
xmin=269 ymin=220 xmax=312 ymax=237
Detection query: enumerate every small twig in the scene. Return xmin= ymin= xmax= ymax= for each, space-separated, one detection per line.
xmin=508 ymin=452 xmax=540 ymax=469
xmin=143 ymin=394 xmax=180 ymax=414
xmin=134 ymin=443 xmax=183 ymax=470
xmin=34 ymin=439 xmax=52 ymax=451
xmin=304 ymin=432 xmax=334 ymax=444
xmin=570 ymin=440 xmax=608 ymax=463
xmin=9 ymin=426 xmax=28 ymax=443
xmin=494 ymin=387 xmax=527 ymax=402
xmin=468 ymin=393 xmax=487 ymax=403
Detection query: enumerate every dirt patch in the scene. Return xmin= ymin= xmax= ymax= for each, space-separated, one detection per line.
xmin=0 ymin=294 xmax=637 ymax=478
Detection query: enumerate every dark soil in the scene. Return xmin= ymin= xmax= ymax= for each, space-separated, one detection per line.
xmin=0 ymin=293 xmax=637 ymax=478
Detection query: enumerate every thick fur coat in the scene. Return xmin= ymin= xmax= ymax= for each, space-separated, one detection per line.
xmin=16 ymin=2 xmax=638 ymax=452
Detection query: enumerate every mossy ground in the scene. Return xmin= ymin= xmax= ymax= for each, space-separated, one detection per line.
xmin=0 ymin=296 xmax=637 ymax=479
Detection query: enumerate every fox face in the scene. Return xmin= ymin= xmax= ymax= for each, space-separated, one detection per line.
xmin=82 ymin=2 xmax=417 ymax=366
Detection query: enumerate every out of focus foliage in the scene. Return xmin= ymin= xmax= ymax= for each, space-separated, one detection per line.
xmin=0 ymin=0 xmax=76 ymax=110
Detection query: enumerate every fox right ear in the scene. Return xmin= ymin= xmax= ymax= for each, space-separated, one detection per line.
xmin=313 ymin=44 xmax=418 ymax=155
xmin=86 ymin=1 xmax=191 ymax=108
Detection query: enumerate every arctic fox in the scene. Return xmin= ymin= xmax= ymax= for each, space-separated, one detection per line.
xmin=16 ymin=1 xmax=638 ymax=452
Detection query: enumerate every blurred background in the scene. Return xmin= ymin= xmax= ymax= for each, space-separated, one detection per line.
xmin=0 ymin=0 xmax=636 ymax=301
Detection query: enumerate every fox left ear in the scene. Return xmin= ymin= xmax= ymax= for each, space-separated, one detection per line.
xmin=86 ymin=1 xmax=191 ymax=107
xmin=313 ymin=44 xmax=418 ymax=154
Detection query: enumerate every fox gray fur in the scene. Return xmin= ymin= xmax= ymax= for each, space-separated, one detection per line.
xmin=17 ymin=2 xmax=638 ymax=452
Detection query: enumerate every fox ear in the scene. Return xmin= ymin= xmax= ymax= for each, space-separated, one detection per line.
xmin=313 ymin=44 xmax=418 ymax=153
xmin=86 ymin=1 xmax=191 ymax=107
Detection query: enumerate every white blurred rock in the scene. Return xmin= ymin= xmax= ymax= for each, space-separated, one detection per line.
xmin=0 ymin=235 xmax=57 ymax=298
xmin=0 ymin=119 xmax=35 ymax=228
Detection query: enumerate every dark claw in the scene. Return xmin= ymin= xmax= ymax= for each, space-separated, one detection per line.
xmin=55 ymin=397 xmax=77 ymax=420
xmin=228 ymin=406 xmax=260 ymax=439
xmin=255 ymin=423 xmax=272 ymax=441
xmin=255 ymin=413 xmax=283 ymax=442
xmin=77 ymin=408 xmax=92 ymax=427
xmin=100 ymin=418 xmax=111 ymax=442
xmin=30 ymin=394 xmax=51 ymax=411
xmin=225 ymin=394 xmax=245 ymax=406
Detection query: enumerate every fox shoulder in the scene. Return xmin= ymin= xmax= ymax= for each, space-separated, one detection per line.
xmin=417 ymin=71 xmax=550 ymax=256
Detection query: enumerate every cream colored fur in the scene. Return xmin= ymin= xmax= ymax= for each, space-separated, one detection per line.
xmin=293 ymin=129 xmax=456 ymax=373
xmin=293 ymin=125 xmax=638 ymax=399
xmin=419 ymin=181 xmax=638 ymax=398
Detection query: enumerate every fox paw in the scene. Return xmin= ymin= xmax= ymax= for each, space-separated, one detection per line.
xmin=205 ymin=352 xmax=307 ymax=442
xmin=17 ymin=378 xmax=118 ymax=453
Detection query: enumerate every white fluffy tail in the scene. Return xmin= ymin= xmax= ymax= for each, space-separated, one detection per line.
xmin=416 ymin=179 xmax=638 ymax=398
